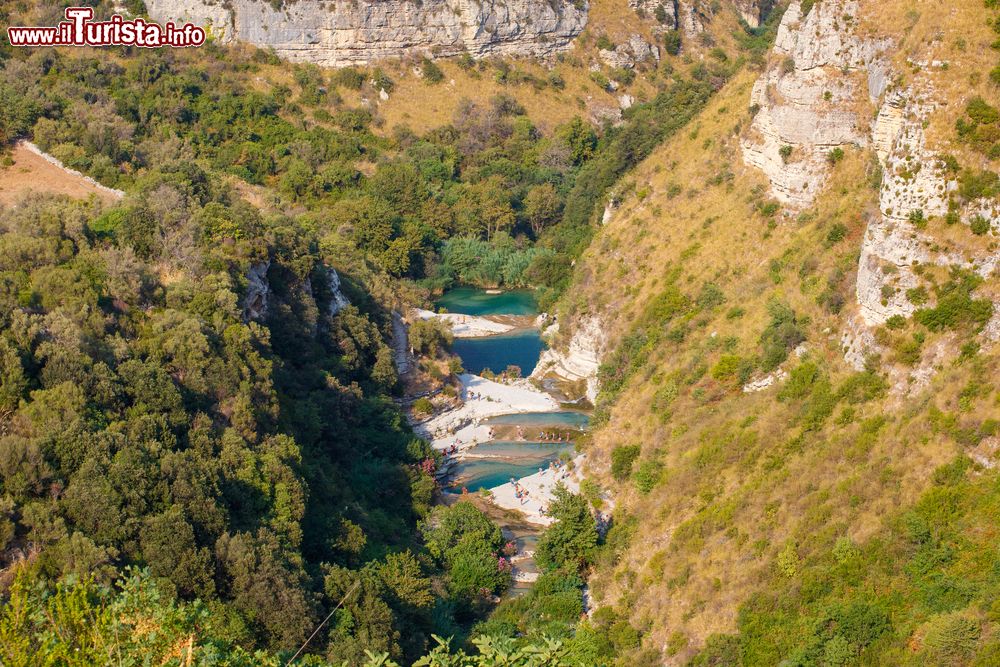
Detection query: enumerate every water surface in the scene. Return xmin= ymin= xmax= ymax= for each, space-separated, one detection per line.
xmin=452 ymin=329 xmax=544 ymax=376
xmin=485 ymin=411 xmax=590 ymax=428
xmin=435 ymin=287 xmax=538 ymax=316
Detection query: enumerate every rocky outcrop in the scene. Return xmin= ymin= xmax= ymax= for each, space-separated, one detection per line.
xmin=628 ymin=0 xmax=768 ymax=35
xmin=146 ymin=0 xmax=588 ymax=67
xmin=741 ymin=0 xmax=890 ymax=209
xmin=852 ymin=86 xmax=999 ymax=330
xmin=531 ymin=316 xmax=605 ymax=403
xmin=845 ymin=78 xmax=999 ymax=369
xmin=629 ymin=0 xmax=677 ymax=29
xmin=599 ymin=36 xmax=659 ymax=74
xmin=599 ymin=34 xmax=659 ymax=69
xmin=732 ymin=0 xmax=771 ymax=27
xmin=242 ymin=261 xmax=270 ymax=322
xmin=326 ymin=268 xmax=350 ymax=316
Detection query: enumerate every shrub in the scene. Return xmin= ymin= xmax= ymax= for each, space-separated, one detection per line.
xmin=779 ymin=361 xmax=821 ymax=401
xmin=634 ymin=460 xmax=663 ymax=494
xmin=777 ymin=542 xmax=799 ymax=577
xmin=779 ymin=144 xmax=794 ymax=163
xmin=409 ymin=318 xmax=453 ymax=356
xmin=413 ymin=397 xmax=434 ymax=416
xmin=759 ymin=301 xmax=805 ymax=372
xmin=959 ymin=169 xmax=1000 ymax=200
xmin=663 ymin=30 xmax=682 ymax=56
xmin=827 ymin=147 xmax=845 ymax=165
xmin=915 ymin=271 xmax=993 ymax=331
xmin=908 ymin=209 xmax=927 ymax=229
xmin=420 ymin=57 xmax=445 ymax=84
xmin=825 ymin=223 xmax=847 ymax=246
xmin=712 ymin=354 xmax=743 ymax=383
xmin=906 ymin=286 xmax=929 ymax=305
xmin=886 ymin=314 xmax=906 ymax=330
xmin=922 ymin=612 xmax=980 ymax=663
xmin=970 ymin=215 xmax=991 ymax=235
xmin=611 ymin=445 xmax=641 ymax=481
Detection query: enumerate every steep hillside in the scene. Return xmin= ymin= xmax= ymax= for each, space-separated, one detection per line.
xmin=549 ymin=0 xmax=1000 ymax=663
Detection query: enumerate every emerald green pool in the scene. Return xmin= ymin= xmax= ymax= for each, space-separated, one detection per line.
xmin=435 ymin=287 xmax=538 ymax=316
xmin=451 ymin=330 xmax=544 ymax=376
xmin=447 ymin=442 xmax=563 ymax=492
xmin=484 ymin=411 xmax=590 ymax=428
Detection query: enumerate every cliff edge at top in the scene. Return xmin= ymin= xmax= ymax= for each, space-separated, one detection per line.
xmin=146 ymin=0 xmax=589 ymax=67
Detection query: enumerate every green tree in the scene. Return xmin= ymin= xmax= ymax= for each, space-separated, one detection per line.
xmin=535 ymin=486 xmax=598 ymax=573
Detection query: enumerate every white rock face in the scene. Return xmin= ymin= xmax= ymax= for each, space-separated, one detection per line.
xmin=327 ymin=268 xmax=350 ymax=315
xmin=741 ymin=0 xmax=890 ymax=208
xmin=599 ymin=34 xmax=659 ymax=70
xmin=532 ymin=315 xmax=605 ymax=403
xmin=629 ymin=0 xmax=678 ymax=30
xmin=242 ymin=261 xmax=270 ymax=321
xmin=732 ymin=0 xmax=770 ymax=27
xmin=853 ymin=86 xmax=1000 ymax=331
xmin=146 ymin=0 xmax=589 ymax=66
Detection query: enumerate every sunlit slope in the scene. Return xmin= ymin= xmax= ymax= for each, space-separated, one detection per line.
xmin=565 ymin=3 xmax=1000 ymax=660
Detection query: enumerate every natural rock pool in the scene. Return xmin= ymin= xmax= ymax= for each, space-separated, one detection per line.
xmin=433 ymin=286 xmax=590 ymax=595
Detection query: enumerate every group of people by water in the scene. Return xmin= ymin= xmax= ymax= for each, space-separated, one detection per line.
xmin=506 ymin=457 xmax=572 ymax=506
xmin=514 ymin=424 xmax=573 ymax=443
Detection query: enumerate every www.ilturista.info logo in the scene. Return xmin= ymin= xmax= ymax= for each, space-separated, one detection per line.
xmin=7 ymin=7 xmax=206 ymax=48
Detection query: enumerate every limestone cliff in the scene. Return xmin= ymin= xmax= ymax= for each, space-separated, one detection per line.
xmin=741 ymin=0 xmax=889 ymax=208
xmin=740 ymin=0 xmax=999 ymax=379
xmin=146 ymin=0 xmax=588 ymax=66
xmin=531 ymin=316 xmax=605 ymax=404
xmin=242 ymin=261 xmax=270 ymax=322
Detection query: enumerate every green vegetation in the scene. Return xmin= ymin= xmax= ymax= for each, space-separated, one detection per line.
xmin=914 ymin=270 xmax=994 ymax=332
xmin=690 ymin=454 xmax=1000 ymax=665
xmin=0 ymin=1 xmax=798 ymax=663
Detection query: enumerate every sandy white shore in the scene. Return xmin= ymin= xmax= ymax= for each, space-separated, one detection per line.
xmin=418 ymin=374 xmax=558 ymax=452
xmin=415 ymin=308 xmax=515 ymax=338
xmin=489 ymin=454 xmax=585 ymax=526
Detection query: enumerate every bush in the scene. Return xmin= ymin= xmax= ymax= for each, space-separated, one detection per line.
xmin=915 ymin=271 xmax=993 ymax=331
xmin=922 ymin=612 xmax=980 ymax=663
xmin=420 ymin=57 xmax=445 ymax=84
xmin=413 ymin=397 xmax=434 ymax=416
xmin=827 ymin=147 xmax=845 ymax=165
xmin=633 ymin=460 xmax=663 ymax=495
xmin=759 ymin=301 xmax=805 ymax=372
xmin=663 ymin=30 xmax=682 ymax=56
xmin=970 ymin=215 xmax=991 ymax=235
xmin=611 ymin=445 xmax=641 ymax=481
xmin=825 ymin=223 xmax=847 ymax=246
xmin=886 ymin=314 xmax=907 ymax=330
xmin=409 ymin=318 xmax=453 ymax=356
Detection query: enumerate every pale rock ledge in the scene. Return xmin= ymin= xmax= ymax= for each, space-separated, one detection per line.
xmin=146 ymin=0 xmax=589 ymax=67
xmin=741 ymin=0 xmax=890 ymax=209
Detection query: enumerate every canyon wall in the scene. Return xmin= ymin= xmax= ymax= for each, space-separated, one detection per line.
xmin=146 ymin=0 xmax=589 ymax=66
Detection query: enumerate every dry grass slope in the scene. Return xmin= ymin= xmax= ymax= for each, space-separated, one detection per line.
xmin=564 ymin=1 xmax=1000 ymax=661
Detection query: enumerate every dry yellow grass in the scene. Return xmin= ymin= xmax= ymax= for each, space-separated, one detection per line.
xmin=0 ymin=142 xmax=121 ymax=206
xmin=556 ymin=3 xmax=1000 ymax=658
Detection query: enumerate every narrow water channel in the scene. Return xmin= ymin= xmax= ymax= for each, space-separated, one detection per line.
xmin=435 ymin=287 xmax=589 ymax=596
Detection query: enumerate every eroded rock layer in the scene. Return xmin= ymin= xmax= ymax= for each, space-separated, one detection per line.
xmin=146 ymin=0 xmax=589 ymax=66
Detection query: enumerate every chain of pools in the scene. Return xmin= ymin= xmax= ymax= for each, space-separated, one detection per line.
xmin=432 ymin=288 xmax=589 ymax=596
